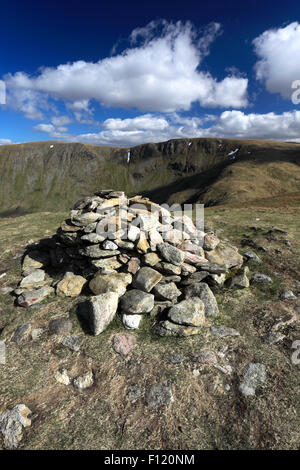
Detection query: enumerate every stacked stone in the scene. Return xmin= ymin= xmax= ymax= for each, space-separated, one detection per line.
xmin=16 ymin=190 xmax=245 ymax=337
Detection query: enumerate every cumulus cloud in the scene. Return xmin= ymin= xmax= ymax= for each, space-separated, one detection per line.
xmin=5 ymin=20 xmax=248 ymax=119
xmin=0 ymin=138 xmax=13 ymax=145
xmin=33 ymin=123 xmax=55 ymax=133
xmin=32 ymin=110 xmax=300 ymax=147
xmin=253 ymin=22 xmax=300 ymax=98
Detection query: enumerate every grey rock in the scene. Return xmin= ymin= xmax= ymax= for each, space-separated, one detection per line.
xmin=102 ymin=240 xmax=118 ymax=250
xmin=22 ymin=250 xmax=50 ymax=271
xmin=79 ymin=245 xmax=120 ymax=258
xmin=71 ymin=211 xmax=101 ymax=226
xmin=126 ymin=384 xmax=142 ymax=404
xmin=251 ymin=273 xmax=272 ymax=284
xmin=181 ymin=271 xmax=209 ymax=286
xmin=157 ymin=242 xmax=185 ymax=266
xmin=244 ymin=251 xmax=261 ymax=263
xmin=12 ymin=324 xmax=32 ymax=343
xmin=89 ymin=272 xmax=132 ymax=296
xmin=19 ymin=269 xmax=46 ymax=288
xmin=168 ymin=298 xmax=205 ymax=327
xmin=81 ymin=233 xmax=105 ymax=243
xmin=122 ymin=314 xmax=142 ymax=329
xmin=132 ymin=267 xmax=162 ymax=292
xmin=87 ymin=292 xmax=119 ymax=335
xmin=61 ymin=335 xmax=81 ymax=351
xmin=164 ymin=353 xmax=187 ymax=364
xmin=0 ymin=404 xmax=32 ymax=449
xmin=156 ymin=262 xmax=181 ymax=275
xmin=239 ymin=363 xmax=267 ymax=397
xmin=152 ymin=320 xmax=201 ymax=337
xmin=0 ymin=287 xmax=14 ymax=295
xmin=280 ymin=289 xmax=296 ymax=300
xmin=17 ymin=286 xmax=54 ymax=307
xmin=146 ymin=382 xmax=173 ymax=409
xmin=49 ymin=317 xmax=72 ymax=335
xmin=153 ymin=282 xmax=181 ymax=301
xmin=120 ymin=289 xmax=154 ymax=314
xmin=185 ymin=282 xmax=219 ymax=317
xmin=229 ymin=267 xmax=250 ymax=289
xmin=211 ymin=326 xmax=240 ymax=337
xmin=263 ymin=332 xmax=285 ymax=345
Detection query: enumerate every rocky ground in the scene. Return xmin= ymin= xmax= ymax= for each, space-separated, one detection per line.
xmin=0 ymin=199 xmax=299 ymax=450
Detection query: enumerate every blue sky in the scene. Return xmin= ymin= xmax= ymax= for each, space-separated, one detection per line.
xmin=1 ymin=0 xmax=300 ymax=146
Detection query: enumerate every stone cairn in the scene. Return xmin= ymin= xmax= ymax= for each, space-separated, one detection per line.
xmin=16 ymin=190 xmax=246 ymax=337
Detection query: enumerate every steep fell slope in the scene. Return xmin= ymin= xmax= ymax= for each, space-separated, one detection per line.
xmin=0 ymin=138 xmax=299 ymax=215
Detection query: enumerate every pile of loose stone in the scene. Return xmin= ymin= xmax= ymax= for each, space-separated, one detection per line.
xmin=15 ymin=190 xmax=247 ymax=337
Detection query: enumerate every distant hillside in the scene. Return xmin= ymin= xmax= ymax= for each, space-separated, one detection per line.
xmin=0 ymin=138 xmax=299 ymax=215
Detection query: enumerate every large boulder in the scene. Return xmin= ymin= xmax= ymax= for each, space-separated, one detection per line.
xmin=132 ymin=267 xmax=162 ymax=292
xmin=120 ymin=289 xmax=154 ymax=314
xmin=167 ymin=298 xmax=205 ymax=327
xmin=89 ymin=272 xmax=132 ymax=296
xmin=185 ymin=282 xmax=219 ymax=317
xmin=87 ymin=292 xmax=119 ymax=335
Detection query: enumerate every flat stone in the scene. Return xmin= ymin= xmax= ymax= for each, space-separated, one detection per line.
xmin=0 ymin=404 xmax=32 ymax=449
xmin=19 ymin=269 xmax=46 ymax=289
xmin=87 ymin=292 xmax=119 ymax=335
xmin=81 ymin=233 xmax=105 ymax=243
xmin=12 ymin=323 xmax=32 ymax=343
xmin=181 ymin=263 xmax=197 ymax=275
xmin=157 ymin=243 xmax=185 ymax=266
xmin=183 ymin=252 xmax=208 ymax=265
xmin=181 ymin=272 xmax=208 ymax=285
xmin=168 ymin=298 xmax=205 ymax=327
xmin=56 ymin=273 xmax=86 ymax=297
xmin=190 ymin=349 xmax=218 ymax=365
xmin=49 ymin=317 xmax=72 ymax=335
xmin=244 ymin=251 xmax=261 ymax=263
xmin=211 ymin=326 xmax=240 ymax=337
xmin=79 ymin=245 xmax=120 ymax=258
xmin=112 ymin=333 xmax=136 ymax=358
xmin=132 ymin=267 xmax=162 ymax=292
xmin=127 ymin=257 xmax=141 ymax=275
xmin=61 ymin=335 xmax=81 ymax=351
xmin=22 ymin=250 xmax=50 ymax=271
xmin=120 ymin=289 xmax=154 ymax=314
xmin=144 ymin=252 xmax=161 ymax=267
xmin=152 ymin=320 xmax=201 ymax=337
xmin=164 ymin=229 xmax=185 ymax=245
xmin=153 ymin=282 xmax=181 ymax=301
xmin=205 ymin=242 xmax=243 ymax=269
xmin=90 ymin=256 xmax=122 ymax=271
xmin=89 ymin=272 xmax=132 ymax=296
xmin=71 ymin=211 xmax=101 ymax=226
xmin=239 ymin=363 xmax=267 ymax=397
xmin=122 ymin=314 xmax=142 ymax=329
xmin=177 ymin=241 xmax=204 ymax=256
xmin=135 ymin=213 xmax=160 ymax=231
xmin=146 ymin=382 xmax=173 ymax=410
xmin=251 ymin=273 xmax=272 ymax=284
xmin=73 ymin=371 xmax=94 ymax=390
xmin=185 ymin=282 xmax=219 ymax=317
xmin=61 ymin=219 xmax=82 ymax=232
xmin=157 ymin=262 xmax=181 ymax=275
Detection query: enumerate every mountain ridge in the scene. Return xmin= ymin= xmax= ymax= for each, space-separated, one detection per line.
xmin=0 ymin=137 xmax=299 ymax=215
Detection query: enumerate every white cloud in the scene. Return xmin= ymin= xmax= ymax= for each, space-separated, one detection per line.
xmin=33 ymin=123 xmax=55 ymax=133
xmin=0 ymin=138 xmax=12 ymax=145
xmin=253 ymin=22 xmax=300 ymax=98
xmin=209 ymin=110 xmax=300 ymax=141
xmin=52 ymin=110 xmax=300 ymax=146
xmin=5 ymin=20 xmax=248 ymax=118
xmin=51 ymin=115 xmax=71 ymax=126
